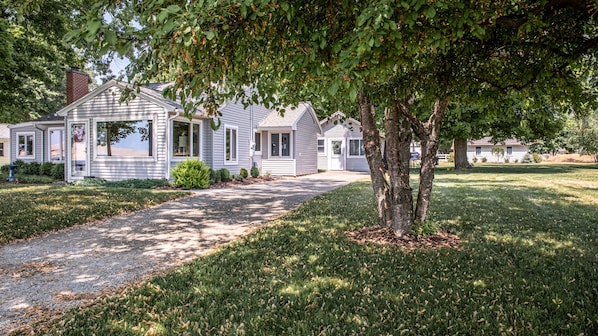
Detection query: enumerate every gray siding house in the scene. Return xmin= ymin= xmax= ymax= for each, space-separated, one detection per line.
xmin=9 ymin=70 xmax=320 ymax=181
xmin=318 ymin=111 xmax=369 ymax=172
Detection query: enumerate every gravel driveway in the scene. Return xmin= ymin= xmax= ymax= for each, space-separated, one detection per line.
xmin=0 ymin=171 xmax=367 ymax=334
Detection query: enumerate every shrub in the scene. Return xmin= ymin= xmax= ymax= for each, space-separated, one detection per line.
xmin=504 ymin=158 xmax=510 ymax=163
xmin=40 ymin=162 xmax=54 ymax=176
xmin=21 ymin=162 xmax=40 ymax=175
xmin=51 ymin=163 xmax=65 ymax=180
xmin=481 ymin=157 xmax=487 ymax=163
xmin=521 ymin=153 xmax=533 ymax=163
xmin=472 ymin=157 xmax=478 ymax=163
xmin=239 ymin=168 xmax=248 ymax=178
xmin=532 ymin=153 xmax=542 ymax=163
xmin=514 ymin=159 xmax=519 ymax=163
xmin=210 ymin=168 xmax=221 ymax=183
xmin=233 ymin=174 xmax=244 ymax=181
xmin=74 ymin=178 xmax=108 ymax=187
xmin=14 ymin=174 xmax=56 ymax=184
xmin=410 ymin=221 xmax=439 ymax=236
xmin=250 ymin=166 xmax=260 ymax=178
xmin=171 ymin=159 xmax=211 ymax=189
xmin=0 ymin=164 xmax=8 ymax=174
xmin=220 ymin=168 xmax=231 ymax=182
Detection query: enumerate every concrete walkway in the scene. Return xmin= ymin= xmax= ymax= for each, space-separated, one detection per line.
xmin=0 ymin=171 xmax=368 ymax=334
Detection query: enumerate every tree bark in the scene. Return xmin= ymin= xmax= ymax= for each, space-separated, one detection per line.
xmin=358 ymin=91 xmax=392 ymax=228
xmin=453 ymin=138 xmax=472 ymax=169
xmin=384 ymin=105 xmax=414 ymax=235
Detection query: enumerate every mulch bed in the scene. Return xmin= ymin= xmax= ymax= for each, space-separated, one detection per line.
xmin=347 ymin=226 xmax=460 ymax=250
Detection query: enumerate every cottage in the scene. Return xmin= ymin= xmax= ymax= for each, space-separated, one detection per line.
xmin=468 ymin=137 xmax=529 ymax=163
xmin=317 ymin=112 xmax=369 ymax=172
xmin=9 ymin=69 xmax=320 ymax=181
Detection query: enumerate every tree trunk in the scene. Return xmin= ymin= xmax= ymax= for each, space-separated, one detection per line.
xmin=453 ymin=138 xmax=472 ymax=169
xmin=384 ymin=105 xmax=414 ymax=236
xmin=358 ymin=91 xmax=392 ymax=228
xmin=401 ymin=98 xmax=449 ymax=224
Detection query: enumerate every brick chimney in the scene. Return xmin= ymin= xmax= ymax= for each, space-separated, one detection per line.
xmin=66 ymin=67 xmax=89 ymax=105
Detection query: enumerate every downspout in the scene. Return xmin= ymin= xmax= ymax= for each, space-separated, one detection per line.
xmin=250 ymin=104 xmax=254 ymax=168
xmin=166 ymin=108 xmax=181 ymax=180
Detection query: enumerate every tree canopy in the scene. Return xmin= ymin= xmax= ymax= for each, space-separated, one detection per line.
xmin=72 ymin=0 xmax=598 ymax=235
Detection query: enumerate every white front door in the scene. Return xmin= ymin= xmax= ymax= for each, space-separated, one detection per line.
xmin=328 ymin=139 xmax=345 ymax=170
xmin=68 ymin=121 xmax=89 ymax=180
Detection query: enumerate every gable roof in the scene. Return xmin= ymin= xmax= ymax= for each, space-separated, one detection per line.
xmin=469 ymin=137 xmax=526 ymax=146
xmin=56 ymin=80 xmax=183 ymax=117
xmin=319 ymin=111 xmax=361 ymax=127
xmin=258 ymin=102 xmax=322 ymax=133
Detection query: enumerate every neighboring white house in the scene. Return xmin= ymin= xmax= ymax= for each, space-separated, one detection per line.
xmin=0 ymin=124 xmax=10 ymax=166
xmin=318 ymin=111 xmax=369 ymax=172
xmin=9 ymin=69 xmax=320 ymax=181
xmin=468 ymin=137 xmax=529 ymax=163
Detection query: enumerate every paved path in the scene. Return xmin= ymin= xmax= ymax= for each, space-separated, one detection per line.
xmin=0 ymin=171 xmax=368 ymax=334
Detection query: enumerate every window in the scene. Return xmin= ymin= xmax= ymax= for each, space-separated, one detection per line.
xmin=254 ymin=132 xmax=261 ymax=152
xmin=173 ymin=120 xmax=201 ymax=158
xmin=271 ymin=132 xmax=291 ymax=157
xmin=349 ymin=139 xmax=365 ymax=156
xmin=96 ymin=120 xmax=153 ymax=157
xmin=17 ymin=132 xmax=35 ymax=158
xmin=317 ymin=139 xmax=325 ymax=154
xmin=0 ymin=143 xmax=4 ymax=156
xmin=48 ymin=128 xmax=65 ymax=161
xmin=225 ymin=126 xmax=238 ymax=163
xmin=506 ymin=147 xmax=513 ymax=155
xmin=475 ymin=147 xmax=482 ymax=156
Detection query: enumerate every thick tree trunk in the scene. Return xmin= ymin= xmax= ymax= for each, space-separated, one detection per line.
xmin=384 ymin=105 xmax=414 ymax=236
xmin=453 ymin=138 xmax=472 ymax=169
xmin=358 ymin=91 xmax=392 ymax=228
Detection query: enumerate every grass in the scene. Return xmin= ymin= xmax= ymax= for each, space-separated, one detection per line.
xmin=33 ymin=165 xmax=598 ymax=334
xmin=0 ymin=184 xmax=190 ymax=245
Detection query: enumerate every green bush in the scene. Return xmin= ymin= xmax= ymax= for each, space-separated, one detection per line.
xmin=51 ymin=163 xmax=65 ymax=180
xmin=239 ymin=168 xmax=249 ymax=178
xmin=250 ymin=166 xmax=260 ymax=178
xmin=234 ymin=174 xmax=244 ymax=181
xmin=521 ymin=153 xmax=533 ymax=163
xmin=210 ymin=168 xmax=221 ymax=183
xmin=13 ymin=174 xmax=56 ymax=184
xmin=0 ymin=164 xmax=8 ymax=174
xmin=74 ymin=178 xmax=108 ymax=187
xmin=409 ymin=221 xmax=439 ymax=236
xmin=481 ymin=157 xmax=488 ymax=163
xmin=40 ymin=162 xmax=54 ymax=176
xmin=504 ymin=158 xmax=510 ymax=163
xmin=220 ymin=168 xmax=231 ymax=182
xmin=171 ymin=159 xmax=211 ymax=189
xmin=21 ymin=162 xmax=40 ymax=175
xmin=532 ymin=153 xmax=542 ymax=163
xmin=472 ymin=157 xmax=478 ymax=163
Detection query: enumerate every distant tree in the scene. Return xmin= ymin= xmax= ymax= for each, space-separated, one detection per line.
xmin=567 ymin=109 xmax=598 ymax=162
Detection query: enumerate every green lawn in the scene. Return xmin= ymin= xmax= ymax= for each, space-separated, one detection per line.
xmin=38 ymin=165 xmax=598 ymax=335
xmin=0 ymin=184 xmax=190 ymax=245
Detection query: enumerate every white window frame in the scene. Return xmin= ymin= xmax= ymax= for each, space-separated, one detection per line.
xmin=93 ymin=116 xmax=157 ymax=161
xmin=16 ymin=132 xmax=35 ymax=159
xmin=47 ymin=127 xmax=65 ymax=162
xmin=317 ymin=138 xmax=326 ymax=156
xmin=270 ymin=131 xmax=292 ymax=158
xmin=347 ymin=138 xmax=365 ymax=157
xmin=224 ymin=125 xmax=238 ymax=165
xmin=171 ymin=119 xmax=203 ymax=161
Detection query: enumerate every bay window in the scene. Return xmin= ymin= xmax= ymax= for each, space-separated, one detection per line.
xmin=271 ymin=132 xmax=291 ymax=157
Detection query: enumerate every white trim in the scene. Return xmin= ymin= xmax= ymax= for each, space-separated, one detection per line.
xmin=328 ymin=138 xmax=345 ymax=170
xmin=67 ymin=120 xmax=90 ymax=180
xmin=47 ymin=127 xmax=65 ymax=162
xmin=171 ymin=118 xmax=203 ymax=161
xmin=16 ymin=131 xmax=35 ymax=159
xmin=92 ymin=116 xmax=157 ymax=161
xmin=347 ymin=138 xmax=365 ymax=158
xmin=224 ymin=125 xmax=239 ymax=165
xmin=317 ymin=137 xmax=326 ymax=156
xmin=268 ymin=131 xmax=293 ymax=159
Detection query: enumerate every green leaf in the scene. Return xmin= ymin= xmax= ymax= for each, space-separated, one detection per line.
xmin=327 ymin=81 xmax=339 ymax=96
xmin=424 ymin=7 xmax=436 ymax=19
xmin=349 ymin=84 xmax=357 ymax=102
xmin=104 ymin=30 xmax=116 ymax=45
xmin=210 ymin=118 xmax=221 ymax=130
xmin=166 ymin=5 xmax=181 ymax=13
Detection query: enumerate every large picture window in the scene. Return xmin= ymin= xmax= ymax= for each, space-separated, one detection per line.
xmin=49 ymin=128 xmax=65 ymax=161
xmin=17 ymin=132 xmax=35 ymax=158
xmin=173 ymin=120 xmax=201 ymax=158
xmin=225 ymin=126 xmax=238 ymax=163
xmin=96 ymin=120 xmax=153 ymax=157
xmin=348 ymin=139 xmax=365 ymax=157
xmin=271 ymin=132 xmax=291 ymax=157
